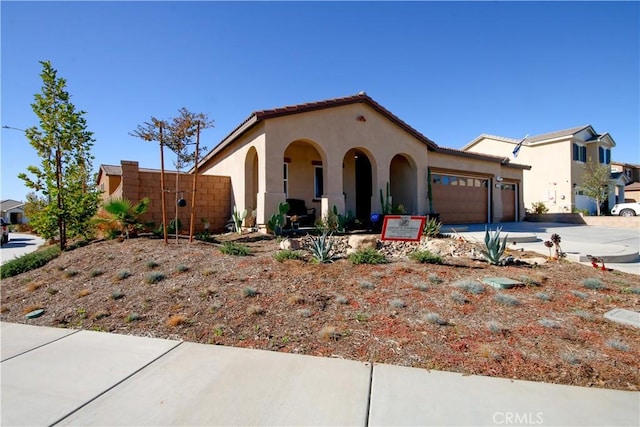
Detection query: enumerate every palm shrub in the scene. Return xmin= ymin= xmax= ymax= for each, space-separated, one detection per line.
xmin=306 ymin=230 xmax=335 ymax=263
xmin=99 ymin=197 xmax=150 ymax=239
xmin=481 ymin=226 xmax=508 ymax=265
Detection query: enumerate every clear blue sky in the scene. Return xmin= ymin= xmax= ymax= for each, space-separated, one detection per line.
xmin=2 ymin=1 xmax=639 ymax=202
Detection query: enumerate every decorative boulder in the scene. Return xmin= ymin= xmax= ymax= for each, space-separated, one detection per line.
xmin=279 ymin=238 xmax=303 ymax=251
xmin=347 ymin=235 xmax=378 ymax=254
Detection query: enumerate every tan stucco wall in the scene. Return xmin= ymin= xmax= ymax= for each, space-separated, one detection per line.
xmin=200 ymin=104 xmax=431 ymax=226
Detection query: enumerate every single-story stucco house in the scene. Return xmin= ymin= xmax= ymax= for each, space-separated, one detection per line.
xmin=1 ymin=199 xmax=27 ymax=224
xmin=194 ymin=93 xmax=530 ymax=230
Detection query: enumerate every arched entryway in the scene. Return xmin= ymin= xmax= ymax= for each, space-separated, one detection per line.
xmin=343 ymin=148 xmax=374 ymax=223
xmin=389 ymin=154 xmax=417 ymax=214
xmin=244 ymin=147 xmax=258 ymax=212
xmin=283 ymin=140 xmax=325 ymax=220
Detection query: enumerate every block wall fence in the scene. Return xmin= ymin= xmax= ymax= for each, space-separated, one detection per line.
xmin=119 ymin=161 xmax=231 ymax=233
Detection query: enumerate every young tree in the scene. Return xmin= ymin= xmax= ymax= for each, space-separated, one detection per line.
xmin=18 ymin=61 xmax=100 ymax=249
xmin=130 ymin=109 xmax=213 ymax=242
xmin=580 ymin=160 xmax=611 ymax=216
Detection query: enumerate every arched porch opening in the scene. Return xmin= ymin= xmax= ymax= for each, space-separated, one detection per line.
xmin=343 ymin=148 xmax=375 ymax=223
xmin=389 ymin=153 xmax=417 ymax=214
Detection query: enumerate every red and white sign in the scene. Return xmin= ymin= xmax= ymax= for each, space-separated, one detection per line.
xmin=381 ymin=215 xmax=426 ymax=242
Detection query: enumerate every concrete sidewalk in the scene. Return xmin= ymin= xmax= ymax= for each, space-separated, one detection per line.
xmin=2 ymin=322 xmax=638 ymax=426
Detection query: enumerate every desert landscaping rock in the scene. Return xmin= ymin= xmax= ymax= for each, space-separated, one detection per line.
xmin=604 ymin=308 xmax=640 ymax=328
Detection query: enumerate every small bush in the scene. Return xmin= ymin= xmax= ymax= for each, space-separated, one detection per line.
xmin=428 ymin=273 xmax=443 ymax=284
xmin=359 ymin=280 xmax=375 ymax=290
xmin=318 ymin=325 xmax=340 ymax=341
xmin=486 ymin=320 xmax=503 ymax=334
xmin=409 ymin=250 xmax=441 ymax=264
xmin=561 ymin=352 xmax=581 ymax=365
xmin=146 ymin=260 xmax=159 ymax=269
xmin=494 ymin=294 xmax=520 ymax=306
xmin=453 ymin=279 xmax=484 ymax=295
xmin=413 ymin=281 xmax=429 ymax=292
xmin=450 ymin=291 xmax=469 ymax=304
xmin=571 ymin=290 xmax=588 ymax=299
xmin=63 ymin=269 xmax=78 ymax=278
xmin=354 ymin=312 xmax=370 ymax=322
xmin=111 ymin=290 xmax=125 ymax=300
xmin=349 ymin=247 xmax=388 ymax=265
xmin=145 ymin=272 xmax=165 ymax=284
xmin=116 ymin=270 xmax=131 ymax=281
xmin=389 ymin=298 xmax=406 ymax=308
xmin=90 ymin=269 xmax=104 ymax=278
xmin=425 ymin=312 xmax=447 ymax=325
xmin=573 ymin=310 xmax=594 ymax=321
xmin=202 ymin=268 xmax=217 ymax=277
xmin=25 ymin=281 xmax=44 ymax=292
xmin=247 ymin=305 xmax=265 ymax=315
xmin=335 ymin=295 xmax=349 ymax=305
xmin=535 ymin=292 xmax=551 ymax=301
xmin=242 ymin=287 xmax=259 ymax=297
xmin=298 ymin=308 xmax=312 ymax=318
xmin=520 ymin=276 xmax=541 ymax=287
xmin=538 ymin=318 xmax=561 ymax=329
xmin=166 ymin=315 xmax=187 ymax=327
xmin=582 ymin=278 xmax=605 ymax=290
xmin=274 ymin=250 xmax=305 ymax=262
xmin=175 ymin=264 xmax=189 ymax=273
xmin=606 ymin=339 xmax=630 ymax=352
xmin=77 ymin=289 xmax=92 ymax=298
xmin=220 ymin=241 xmax=251 ymax=256
xmin=288 ymin=294 xmax=305 ymax=305
xmin=125 ymin=313 xmax=141 ymax=322
xmin=530 ymin=201 xmax=549 ymax=214
xmin=0 ymin=245 xmax=61 ymax=279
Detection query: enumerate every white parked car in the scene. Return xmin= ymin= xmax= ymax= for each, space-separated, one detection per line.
xmin=610 ymin=202 xmax=640 ymax=217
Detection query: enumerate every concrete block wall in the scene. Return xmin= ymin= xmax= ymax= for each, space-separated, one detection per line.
xmin=120 ymin=161 xmax=231 ymax=233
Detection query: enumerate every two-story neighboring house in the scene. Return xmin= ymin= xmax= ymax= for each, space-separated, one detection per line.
xmin=462 ymin=125 xmax=617 ymax=214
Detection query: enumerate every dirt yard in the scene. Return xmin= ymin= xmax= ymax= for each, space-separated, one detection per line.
xmin=1 ymin=232 xmax=638 ymax=391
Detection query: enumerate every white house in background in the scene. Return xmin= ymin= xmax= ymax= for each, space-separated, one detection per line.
xmin=462 ymin=125 xmax=617 ymax=214
xmin=0 ymin=199 xmax=27 ymax=224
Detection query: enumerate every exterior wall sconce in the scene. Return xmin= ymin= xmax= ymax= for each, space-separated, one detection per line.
xmin=357 ymin=115 xmax=366 ymax=122
xmin=495 ymin=176 xmax=503 ymax=182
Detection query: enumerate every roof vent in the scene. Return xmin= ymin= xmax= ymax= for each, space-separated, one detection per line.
xmin=358 ymin=91 xmax=366 ymax=96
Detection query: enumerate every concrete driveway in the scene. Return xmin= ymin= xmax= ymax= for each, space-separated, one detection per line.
xmin=0 ymin=233 xmax=46 ymax=265
xmin=442 ymin=222 xmax=640 ymax=275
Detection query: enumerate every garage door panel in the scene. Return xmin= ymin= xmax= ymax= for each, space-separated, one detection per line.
xmin=433 ymin=183 xmax=487 ymax=224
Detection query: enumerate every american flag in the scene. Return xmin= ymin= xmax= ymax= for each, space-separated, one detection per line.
xmin=512 ymin=134 xmax=528 ymax=158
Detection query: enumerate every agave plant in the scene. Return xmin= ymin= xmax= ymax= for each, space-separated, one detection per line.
xmin=306 ymin=230 xmax=335 ymax=263
xmin=481 ymin=226 xmax=508 ymax=265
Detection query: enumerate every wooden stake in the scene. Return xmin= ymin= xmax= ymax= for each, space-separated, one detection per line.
xmin=159 ymin=125 xmax=168 ymax=245
xmin=189 ymin=121 xmax=200 ymax=242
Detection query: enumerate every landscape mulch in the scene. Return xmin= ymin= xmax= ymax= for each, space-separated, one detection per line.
xmin=1 ymin=232 xmax=638 ymax=391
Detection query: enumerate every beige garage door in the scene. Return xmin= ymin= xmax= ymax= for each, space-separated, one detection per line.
xmin=432 ymin=174 xmax=488 ymax=224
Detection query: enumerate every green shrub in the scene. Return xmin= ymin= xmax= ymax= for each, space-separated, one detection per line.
xmin=0 ymin=245 xmax=61 ymax=279
xmin=494 ymin=293 xmax=520 ymax=306
xmin=274 ymin=250 xmax=305 ymax=262
xmin=530 ymin=201 xmax=549 ymax=214
xmin=242 ymin=286 xmax=259 ymax=297
xmin=349 ymin=247 xmax=388 ymax=265
xmin=409 ymin=250 xmax=441 ymax=264
xmin=90 ymin=269 xmax=104 ymax=278
xmin=453 ymin=279 xmax=484 ymax=294
xmin=582 ymin=278 xmax=605 ymax=290
xmin=146 ymin=260 xmax=159 ymax=269
xmin=220 ymin=241 xmax=251 ymax=256
xmin=116 ymin=270 xmax=131 ymax=280
xmin=176 ymin=264 xmax=189 ymax=273
xmin=145 ymin=272 xmax=165 ymax=284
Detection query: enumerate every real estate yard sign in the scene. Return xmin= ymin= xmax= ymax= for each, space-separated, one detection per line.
xmin=381 ymin=215 xmax=426 ymax=241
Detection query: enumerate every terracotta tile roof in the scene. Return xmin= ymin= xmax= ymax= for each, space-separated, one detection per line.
xmin=197 ymin=93 xmax=439 ymax=169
